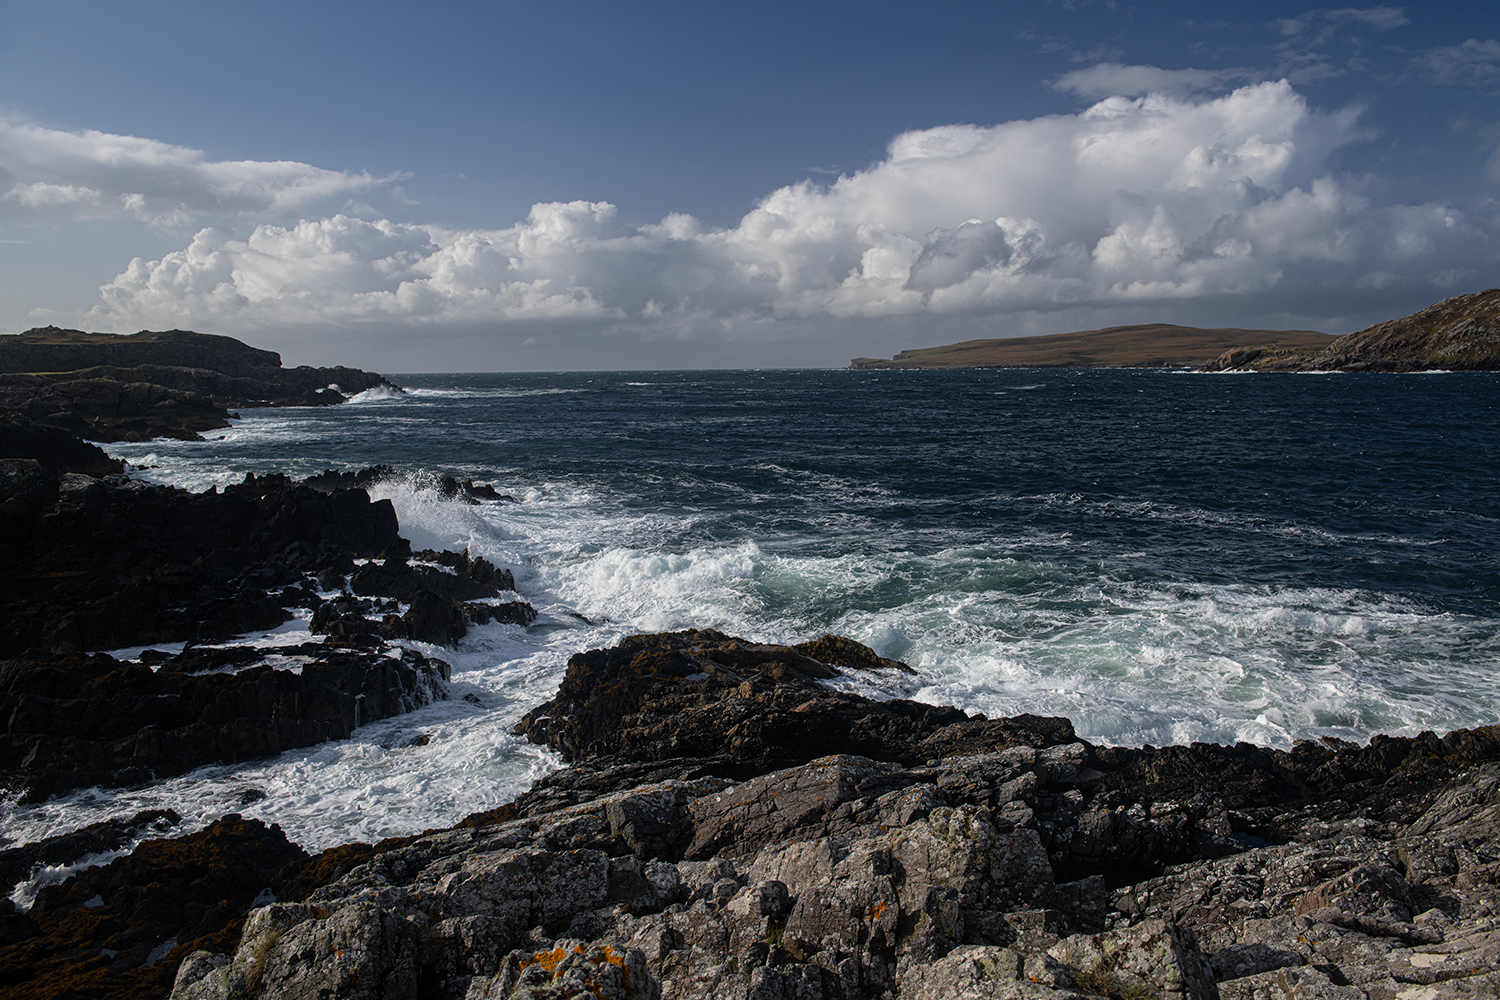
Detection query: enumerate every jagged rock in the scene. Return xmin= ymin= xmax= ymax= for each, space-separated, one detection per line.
xmin=514 ymin=629 xmax=1076 ymax=774
xmin=1050 ymin=920 xmax=1217 ymax=1000
xmin=0 ymin=643 xmax=451 ymax=801
xmin=302 ymin=467 xmax=515 ymax=504
xmin=465 ymin=601 xmax=539 ymax=627
xmin=0 ymin=809 xmax=182 ymax=904
xmin=0 ymin=815 xmax=307 ymax=1000
xmin=0 ymin=412 xmax=122 ymax=476
xmin=0 ymin=471 xmax=405 ymax=655
xmin=6 ymin=633 xmax=1499 ymax=1000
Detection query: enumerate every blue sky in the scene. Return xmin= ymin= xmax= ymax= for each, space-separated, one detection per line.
xmin=1 ymin=0 xmax=1497 ymax=370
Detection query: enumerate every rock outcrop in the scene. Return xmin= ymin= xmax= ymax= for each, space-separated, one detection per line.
xmin=139 ymin=631 xmax=1500 ymax=1000
xmin=0 ymin=326 xmax=397 ymax=441
xmin=1203 ymin=290 xmax=1500 ymax=372
xmin=0 ymin=448 xmax=533 ymax=800
xmin=0 ymin=642 xmax=453 ymax=802
xmin=0 ymin=815 xmax=310 ymax=1000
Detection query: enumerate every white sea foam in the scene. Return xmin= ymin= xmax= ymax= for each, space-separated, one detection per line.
xmin=17 ymin=385 xmax=1499 ymax=856
xmin=344 ymin=384 xmax=407 ymax=403
xmin=9 ymin=850 xmax=132 ymax=912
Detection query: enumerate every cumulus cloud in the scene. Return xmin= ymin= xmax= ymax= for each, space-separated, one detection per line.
xmin=94 ymin=80 xmax=1494 ymax=341
xmin=0 ymin=117 xmax=383 ymax=228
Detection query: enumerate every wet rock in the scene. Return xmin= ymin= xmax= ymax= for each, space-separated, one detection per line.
xmin=0 ymin=472 xmax=403 ymax=656
xmin=514 ymin=629 xmax=1076 ymax=773
xmin=0 ymin=809 xmax=182 ymax=904
xmin=7 ymin=631 xmax=1499 ymax=1000
xmin=465 ymin=601 xmax=539 ymax=627
xmin=0 ymin=644 xmax=451 ymax=801
xmin=0 ymin=815 xmax=306 ymax=1000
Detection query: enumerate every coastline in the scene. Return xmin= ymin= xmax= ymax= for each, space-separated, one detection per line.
xmin=1 ymin=446 xmax=1497 ymax=997
xmin=0 ymin=329 xmax=1497 ymax=998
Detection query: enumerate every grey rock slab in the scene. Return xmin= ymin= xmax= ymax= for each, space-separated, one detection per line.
xmin=1048 ymin=919 xmax=1218 ymax=1000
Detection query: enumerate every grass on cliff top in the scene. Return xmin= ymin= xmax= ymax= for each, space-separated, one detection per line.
xmin=851 ymin=324 xmax=1335 ymax=369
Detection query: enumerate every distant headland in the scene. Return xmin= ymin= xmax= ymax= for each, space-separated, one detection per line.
xmin=850 ymin=324 xmax=1335 ymax=370
xmin=0 ymin=326 xmax=396 ymax=442
xmin=851 ymin=289 xmax=1500 ymax=372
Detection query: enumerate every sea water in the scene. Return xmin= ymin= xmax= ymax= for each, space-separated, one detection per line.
xmin=3 ymin=368 xmax=1498 ymax=872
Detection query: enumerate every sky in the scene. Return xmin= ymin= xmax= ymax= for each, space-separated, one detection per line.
xmin=0 ymin=0 xmax=1497 ymax=371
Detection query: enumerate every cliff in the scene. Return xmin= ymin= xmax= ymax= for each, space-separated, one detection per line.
xmin=0 ymin=326 xmax=397 ymax=441
xmin=0 ymin=327 xmax=282 ymax=378
xmin=850 ymin=325 xmax=1334 ymax=370
xmin=1203 ymin=290 xmax=1500 ymax=372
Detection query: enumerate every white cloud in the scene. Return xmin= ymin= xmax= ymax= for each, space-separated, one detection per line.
xmin=1417 ymin=38 xmax=1500 ymax=88
xmin=1053 ymin=63 xmax=1246 ymax=99
xmin=92 ymin=80 xmax=1494 ymax=344
xmin=1274 ymin=7 xmax=1411 ymax=83
xmin=1279 ymin=7 xmax=1409 ymax=38
xmin=0 ymin=117 xmax=383 ymax=228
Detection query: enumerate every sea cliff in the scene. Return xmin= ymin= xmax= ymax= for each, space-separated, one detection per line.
xmin=0 ymin=326 xmax=396 ymax=441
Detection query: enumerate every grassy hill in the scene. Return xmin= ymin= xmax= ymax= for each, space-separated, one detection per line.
xmin=1202 ymin=289 xmax=1500 ymax=372
xmin=850 ymin=323 xmax=1335 ymax=369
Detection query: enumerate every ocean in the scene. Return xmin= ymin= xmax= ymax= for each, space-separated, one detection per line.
xmin=4 ymin=367 xmax=1498 ymax=896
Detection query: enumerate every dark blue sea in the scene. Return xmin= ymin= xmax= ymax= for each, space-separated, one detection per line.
xmin=5 ymin=368 xmax=1498 ymax=872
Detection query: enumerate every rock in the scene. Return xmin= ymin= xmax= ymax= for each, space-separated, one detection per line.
xmin=513 ymin=629 xmax=1075 ymax=774
xmin=0 ymin=809 xmax=182 ymax=903
xmin=0 ymin=413 xmax=122 ymax=476
xmin=6 ymin=631 xmax=1500 ymax=1000
xmin=0 ymin=815 xmax=306 ymax=1000
xmin=403 ymin=591 xmax=469 ymax=645
xmin=0 ymin=471 xmax=406 ymax=656
xmin=0 ymin=643 xmax=451 ymax=801
xmin=0 ymin=327 xmax=399 ymax=442
xmin=1050 ymin=919 xmax=1217 ymax=1000
xmin=465 ymin=602 xmax=539 ymax=627
xmin=1202 ymin=289 xmax=1500 ymax=372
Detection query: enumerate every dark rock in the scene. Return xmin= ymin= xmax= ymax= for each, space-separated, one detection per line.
xmin=0 ymin=327 xmax=399 ymax=442
xmin=302 ymin=466 xmax=515 ymax=505
xmin=464 ymin=601 xmax=538 ymax=627
xmin=0 ymin=472 xmax=403 ymax=656
xmin=0 ymin=815 xmax=306 ymax=1000
xmin=0 ymin=810 xmax=182 ymax=903
xmin=514 ymin=629 xmax=1074 ymax=773
xmin=0 ymin=644 xmax=451 ymax=801
xmin=5 ymin=629 xmax=1489 ymax=1000
xmin=402 ymin=591 xmax=469 ymax=645
xmin=0 ymin=413 xmax=122 ymax=477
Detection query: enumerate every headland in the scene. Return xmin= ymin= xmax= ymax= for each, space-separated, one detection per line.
xmin=850 ymin=326 xmax=1334 ymax=370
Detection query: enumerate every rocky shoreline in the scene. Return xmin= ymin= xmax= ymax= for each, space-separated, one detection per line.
xmin=0 ymin=330 xmax=1496 ymax=1000
xmin=0 ymin=326 xmax=397 ymax=442
xmin=1201 ymin=290 xmax=1500 ymax=373
xmin=2 ymin=616 xmax=1497 ymax=999
xmin=155 ymin=632 xmax=1500 ymax=1000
